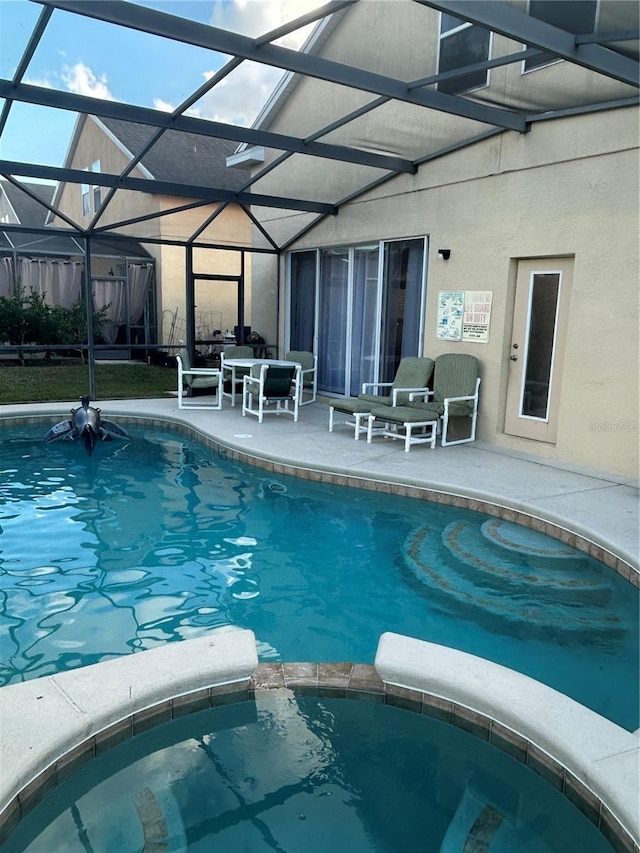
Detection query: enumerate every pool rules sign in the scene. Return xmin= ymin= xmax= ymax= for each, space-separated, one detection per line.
xmin=462 ymin=291 xmax=492 ymax=342
xmin=437 ymin=291 xmax=492 ymax=343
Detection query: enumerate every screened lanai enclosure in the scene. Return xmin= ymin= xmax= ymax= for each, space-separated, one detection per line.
xmin=0 ymin=0 xmax=637 ymax=397
xmin=0 ymin=233 xmax=156 ymax=359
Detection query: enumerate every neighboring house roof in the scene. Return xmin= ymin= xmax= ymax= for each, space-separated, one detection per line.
xmin=45 ymin=113 xmax=247 ymax=229
xmin=97 ymin=116 xmax=247 ymax=191
xmin=0 ymin=225 xmax=152 ymax=260
xmin=0 ymin=179 xmax=55 ymax=227
xmin=0 ymin=178 xmax=150 ymax=260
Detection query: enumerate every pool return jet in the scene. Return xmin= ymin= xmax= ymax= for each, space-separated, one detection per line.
xmin=43 ymin=395 xmax=130 ymax=456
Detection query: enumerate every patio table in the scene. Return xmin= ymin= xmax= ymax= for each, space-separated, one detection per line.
xmin=222 ymin=358 xmax=301 ymax=406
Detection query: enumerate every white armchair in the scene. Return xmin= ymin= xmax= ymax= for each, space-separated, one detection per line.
xmin=285 ymin=350 xmax=317 ymax=406
xmin=242 ymin=363 xmax=301 ymax=423
xmin=176 ymin=349 xmax=222 ymax=410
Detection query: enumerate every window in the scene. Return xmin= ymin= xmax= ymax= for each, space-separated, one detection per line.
xmin=437 ymin=13 xmax=491 ymax=95
xmin=92 ymin=160 xmax=101 ymax=212
xmin=81 ymin=181 xmax=90 ymax=218
xmin=524 ymin=0 xmax=598 ymax=72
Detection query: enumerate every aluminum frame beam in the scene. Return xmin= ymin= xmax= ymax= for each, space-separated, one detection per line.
xmin=0 ymin=159 xmax=337 ymax=215
xmin=35 ymin=0 xmax=528 ymax=131
xmin=0 ymin=79 xmax=416 ymax=175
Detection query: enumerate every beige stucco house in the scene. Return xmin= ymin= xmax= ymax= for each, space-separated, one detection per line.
xmin=48 ymin=114 xmax=252 ymax=349
xmin=238 ymin=0 xmax=639 ymax=478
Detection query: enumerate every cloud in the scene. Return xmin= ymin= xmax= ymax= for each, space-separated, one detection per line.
xmin=188 ymin=61 xmax=284 ymax=126
xmin=23 ymin=76 xmax=55 ymax=89
xmin=184 ymin=0 xmax=320 ymax=125
xmin=61 ymin=62 xmax=115 ymax=100
xmin=153 ymin=98 xmax=175 ymax=113
xmin=209 ymin=0 xmax=318 ymax=47
xmin=153 ymin=62 xmax=286 ymax=127
xmin=154 ymin=0 xmax=323 ymax=127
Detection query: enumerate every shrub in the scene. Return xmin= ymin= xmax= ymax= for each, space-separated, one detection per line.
xmin=0 ymin=285 xmax=110 ymax=363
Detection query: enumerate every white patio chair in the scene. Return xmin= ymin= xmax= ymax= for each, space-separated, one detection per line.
xmin=242 ymin=363 xmax=301 ymax=423
xmin=176 ymin=348 xmax=222 ymax=410
xmin=285 ymin=350 xmax=317 ymax=406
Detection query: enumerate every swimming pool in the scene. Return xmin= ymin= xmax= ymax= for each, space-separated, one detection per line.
xmin=1 ymin=423 xmax=638 ymax=730
xmin=1 ymin=694 xmax=616 ymax=853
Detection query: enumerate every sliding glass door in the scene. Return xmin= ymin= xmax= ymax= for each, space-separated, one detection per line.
xmin=317 ymin=248 xmax=349 ymax=393
xmin=288 ymin=237 xmax=427 ymax=397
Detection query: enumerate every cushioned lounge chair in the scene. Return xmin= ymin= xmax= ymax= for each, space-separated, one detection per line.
xmin=367 ymin=353 xmax=480 ymax=449
xmin=328 ymin=356 xmax=435 ymax=439
xmin=176 ymin=348 xmax=222 ymax=410
xmin=242 ymin=363 xmax=301 ymax=423
xmin=286 ymin=350 xmax=317 ymax=406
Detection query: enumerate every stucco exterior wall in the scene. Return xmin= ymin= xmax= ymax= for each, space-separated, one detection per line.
xmin=272 ymin=108 xmax=638 ymax=476
xmin=155 ymin=202 xmax=252 ymax=343
xmin=246 ymin=0 xmax=639 ymax=477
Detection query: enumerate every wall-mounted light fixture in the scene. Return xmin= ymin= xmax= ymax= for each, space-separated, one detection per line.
xmin=437 ymin=248 xmax=451 ymax=260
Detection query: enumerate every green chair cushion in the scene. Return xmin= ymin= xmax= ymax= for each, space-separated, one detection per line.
xmin=247 ymin=365 xmax=296 ymax=400
xmin=178 ymin=348 xmax=219 ymax=388
xmin=432 ymin=353 xmax=479 ymax=406
xmin=390 ymin=357 xmax=435 ymax=405
xmin=331 ymin=397 xmax=376 ymax=414
xmin=371 ymin=403 xmax=440 ymax=424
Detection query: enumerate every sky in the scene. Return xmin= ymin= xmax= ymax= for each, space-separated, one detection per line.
xmin=0 ymin=0 xmax=321 ymax=175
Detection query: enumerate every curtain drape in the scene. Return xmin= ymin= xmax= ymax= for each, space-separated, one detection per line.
xmin=17 ymin=258 xmax=82 ymax=307
xmin=127 ymin=263 xmax=152 ymax=323
xmin=289 ymin=251 xmax=316 ymax=352
xmin=93 ymin=278 xmax=126 ymax=344
xmin=92 ymin=263 xmax=152 ymax=343
xmin=0 ymin=257 xmax=13 ymax=298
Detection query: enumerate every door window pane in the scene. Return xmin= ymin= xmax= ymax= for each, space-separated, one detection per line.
xmin=381 ymin=239 xmax=424 ymax=382
xmin=521 ymin=273 xmax=560 ymax=419
xmin=350 ymin=245 xmax=379 ymax=393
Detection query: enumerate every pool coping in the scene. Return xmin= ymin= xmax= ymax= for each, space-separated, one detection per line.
xmin=2 ymin=404 xmax=637 ymax=585
xmin=0 ymin=633 xmax=637 ymax=852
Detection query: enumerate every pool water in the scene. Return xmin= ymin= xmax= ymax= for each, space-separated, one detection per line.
xmin=1 ymin=695 xmax=615 ymax=853
xmin=0 ymin=424 xmax=638 ymax=729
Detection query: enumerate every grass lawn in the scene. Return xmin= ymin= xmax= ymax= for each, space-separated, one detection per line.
xmin=0 ymin=363 xmax=176 ymax=404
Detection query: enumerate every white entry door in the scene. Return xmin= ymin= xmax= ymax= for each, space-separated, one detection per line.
xmin=505 ymin=258 xmax=574 ymax=443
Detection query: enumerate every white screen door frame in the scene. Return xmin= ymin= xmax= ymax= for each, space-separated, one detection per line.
xmin=505 ymin=257 xmax=574 ymax=443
